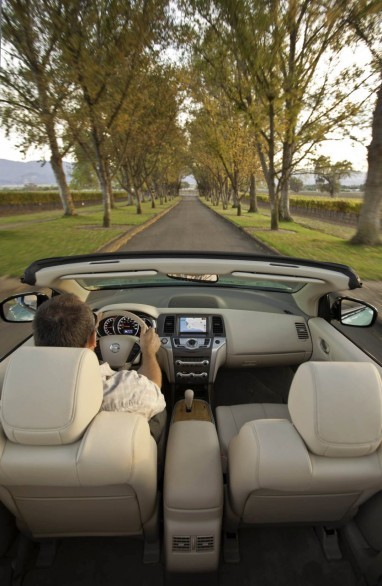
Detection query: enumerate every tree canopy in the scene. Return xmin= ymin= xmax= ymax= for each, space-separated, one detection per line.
xmin=314 ymin=156 xmax=353 ymax=197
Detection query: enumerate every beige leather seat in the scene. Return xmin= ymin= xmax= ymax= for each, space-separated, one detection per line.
xmin=216 ymin=403 xmax=290 ymax=472
xmin=223 ymin=361 xmax=382 ymax=531
xmin=0 ymin=347 xmax=159 ymax=556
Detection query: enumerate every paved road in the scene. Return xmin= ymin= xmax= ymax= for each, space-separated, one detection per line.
xmin=118 ymin=194 xmax=269 ymax=253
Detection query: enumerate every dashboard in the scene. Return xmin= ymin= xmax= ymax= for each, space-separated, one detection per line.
xmin=95 ymin=302 xmax=313 ymax=386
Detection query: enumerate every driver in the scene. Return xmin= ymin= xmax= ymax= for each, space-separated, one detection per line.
xmin=32 ymin=293 xmax=166 ymax=444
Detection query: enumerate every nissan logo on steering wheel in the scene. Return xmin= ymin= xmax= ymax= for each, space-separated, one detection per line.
xmin=109 ymin=343 xmax=120 ymax=353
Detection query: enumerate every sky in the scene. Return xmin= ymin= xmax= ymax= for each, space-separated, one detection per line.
xmin=316 ymin=136 xmax=370 ymax=173
xmin=0 ymin=128 xmax=52 ymax=162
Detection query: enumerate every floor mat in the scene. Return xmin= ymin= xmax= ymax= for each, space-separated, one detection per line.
xmin=18 ymin=528 xmax=361 ymax=586
xmin=219 ymin=526 xmax=359 ymax=586
xmin=214 ymin=366 xmax=294 ymax=407
xmin=22 ymin=537 xmax=164 ymax=586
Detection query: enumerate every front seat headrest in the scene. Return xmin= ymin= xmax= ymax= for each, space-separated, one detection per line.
xmin=288 ymin=361 xmax=382 ymax=457
xmin=1 ymin=347 xmax=103 ymax=446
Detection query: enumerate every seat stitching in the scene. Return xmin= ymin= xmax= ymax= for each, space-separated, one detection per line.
xmin=249 ymin=423 xmax=261 ymax=487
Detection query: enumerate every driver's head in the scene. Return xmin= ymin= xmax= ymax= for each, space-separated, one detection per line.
xmin=33 ymin=293 xmax=96 ymax=348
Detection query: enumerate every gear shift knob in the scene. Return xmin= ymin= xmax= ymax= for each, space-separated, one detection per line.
xmin=184 ymin=389 xmax=194 ymax=412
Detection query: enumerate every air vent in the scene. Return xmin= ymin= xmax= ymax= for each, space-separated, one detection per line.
xmin=172 ymin=536 xmax=191 ymax=552
xmin=212 ymin=316 xmax=224 ymax=335
xmin=163 ymin=315 xmax=175 ymax=334
xmin=295 ymin=322 xmax=309 ymax=340
xmin=172 ymin=535 xmax=214 ymax=553
xmin=196 ymin=536 xmax=214 ymax=552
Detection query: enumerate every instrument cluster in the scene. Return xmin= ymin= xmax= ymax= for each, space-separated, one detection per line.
xmin=97 ymin=313 xmax=155 ymax=337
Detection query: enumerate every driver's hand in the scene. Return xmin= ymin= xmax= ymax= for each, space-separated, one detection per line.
xmin=140 ymin=327 xmax=161 ymax=355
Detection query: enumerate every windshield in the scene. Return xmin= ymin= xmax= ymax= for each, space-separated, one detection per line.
xmin=75 ymin=273 xmax=305 ymax=293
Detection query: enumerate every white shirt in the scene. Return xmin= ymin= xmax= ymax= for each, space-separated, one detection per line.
xmin=99 ymin=362 xmax=166 ymax=420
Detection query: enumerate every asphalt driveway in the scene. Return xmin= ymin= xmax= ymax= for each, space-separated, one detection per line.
xmin=116 ymin=194 xmax=270 ymax=254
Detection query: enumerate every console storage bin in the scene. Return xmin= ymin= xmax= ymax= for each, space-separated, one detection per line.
xmin=164 ymin=418 xmax=223 ymax=573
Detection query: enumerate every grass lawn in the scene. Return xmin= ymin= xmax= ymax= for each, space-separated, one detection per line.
xmin=0 ymin=200 xmax=177 ymax=278
xmin=203 ymin=200 xmax=382 ymax=282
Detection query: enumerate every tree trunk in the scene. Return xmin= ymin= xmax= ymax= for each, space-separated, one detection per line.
xmin=50 ymin=153 xmax=76 ymax=216
xmin=267 ymin=167 xmax=279 ymax=228
xmin=279 ymin=179 xmax=293 ymax=221
xmin=248 ymin=172 xmax=257 ymax=213
xmin=351 ymin=82 xmax=382 ymax=245
xmin=95 ymin=157 xmax=111 ymax=227
xmin=279 ymin=21 xmax=297 ymax=223
xmin=155 ymin=182 xmax=163 ymax=205
xmin=151 ymin=188 xmax=156 ymax=208
xmin=279 ymin=154 xmax=293 ymax=221
xmin=118 ymin=170 xmax=133 ymax=205
xmin=222 ymin=178 xmax=228 ymax=209
xmin=38 ymin=84 xmax=76 ymax=216
xmin=46 ymin=122 xmax=76 ymax=216
xmin=256 ymin=100 xmax=279 ymax=230
xmin=231 ymin=168 xmax=241 ymax=215
xmin=270 ymin=197 xmax=279 ymax=230
xmin=106 ymin=169 xmax=115 ymax=210
xmin=136 ymin=188 xmax=143 ymax=214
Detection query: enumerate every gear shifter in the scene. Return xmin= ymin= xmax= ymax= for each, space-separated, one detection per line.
xmin=184 ymin=389 xmax=194 ymax=413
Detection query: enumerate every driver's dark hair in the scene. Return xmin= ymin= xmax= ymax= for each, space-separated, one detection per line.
xmin=33 ymin=293 xmax=95 ymax=348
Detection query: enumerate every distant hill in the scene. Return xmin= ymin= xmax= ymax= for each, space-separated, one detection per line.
xmin=0 ymin=159 xmax=72 ymax=186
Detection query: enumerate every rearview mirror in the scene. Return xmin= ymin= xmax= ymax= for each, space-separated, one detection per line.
xmin=0 ymin=293 xmax=50 ymax=323
xmin=331 ymin=297 xmax=378 ymax=328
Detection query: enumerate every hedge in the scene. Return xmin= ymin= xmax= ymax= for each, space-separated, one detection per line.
xmin=1 ymin=189 xmax=363 ymax=215
xmin=255 ymin=194 xmax=363 ymax=215
xmin=0 ymin=190 xmax=127 ymax=205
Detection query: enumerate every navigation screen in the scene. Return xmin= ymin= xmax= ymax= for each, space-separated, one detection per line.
xmin=179 ymin=316 xmax=207 ymax=334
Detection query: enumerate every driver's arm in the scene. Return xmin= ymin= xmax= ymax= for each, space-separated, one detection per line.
xmin=138 ymin=328 xmax=162 ymax=388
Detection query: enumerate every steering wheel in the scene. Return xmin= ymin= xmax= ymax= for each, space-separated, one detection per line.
xmin=96 ymin=310 xmax=148 ymax=369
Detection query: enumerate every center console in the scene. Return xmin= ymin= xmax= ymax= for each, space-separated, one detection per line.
xmin=164 ymin=393 xmax=223 ymax=574
xmin=157 ymin=314 xmax=227 ymax=391
xmin=160 ymin=317 xmax=226 ymax=575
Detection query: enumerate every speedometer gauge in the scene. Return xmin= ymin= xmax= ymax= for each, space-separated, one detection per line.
xmin=99 ymin=317 xmax=115 ymax=336
xmin=116 ymin=316 xmax=140 ymax=336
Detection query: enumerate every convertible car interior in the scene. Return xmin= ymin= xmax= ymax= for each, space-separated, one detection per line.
xmin=0 ymin=251 xmax=381 ymax=586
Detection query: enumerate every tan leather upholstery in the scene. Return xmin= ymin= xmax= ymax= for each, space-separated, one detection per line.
xmin=0 ymin=347 xmax=158 ymax=540
xmin=163 ymin=420 xmax=223 ymax=572
xmin=288 ymin=362 xmax=382 ymax=457
xmin=216 ymin=403 xmax=290 ymax=472
xmin=2 ymin=347 xmax=103 ymax=445
xmin=223 ymin=362 xmax=382 ymax=527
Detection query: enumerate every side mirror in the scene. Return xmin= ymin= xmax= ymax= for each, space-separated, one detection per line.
xmin=0 ymin=293 xmax=50 ymax=323
xmin=331 ymin=296 xmax=378 ymax=328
